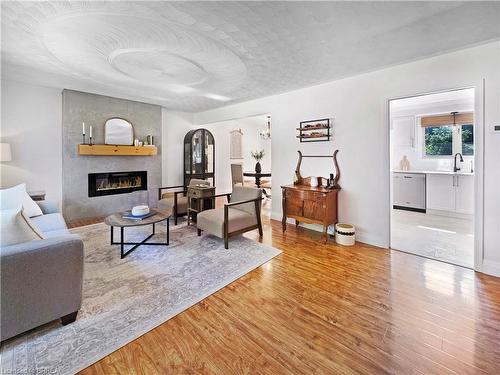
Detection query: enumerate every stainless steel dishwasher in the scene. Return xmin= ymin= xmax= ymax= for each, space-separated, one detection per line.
xmin=393 ymin=172 xmax=426 ymax=212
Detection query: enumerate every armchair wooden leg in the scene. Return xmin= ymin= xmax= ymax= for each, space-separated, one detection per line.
xmin=197 ymin=228 xmax=202 ymax=236
xmin=224 ymin=205 xmax=229 ymax=249
xmin=61 ymin=311 xmax=78 ymax=325
xmin=255 ymin=199 xmax=263 ymax=237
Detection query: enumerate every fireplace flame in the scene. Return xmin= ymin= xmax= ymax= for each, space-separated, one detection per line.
xmin=97 ymin=176 xmax=142 ymax=191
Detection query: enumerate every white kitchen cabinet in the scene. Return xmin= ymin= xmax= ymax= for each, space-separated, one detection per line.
xmin=455 ymin=175 xmax=474 ymax=214
xmin=427 ymin=174 xmax=455 ymax=211
xmin=392 ymin=116 xmax=415 ymax=148
xmin=427 ymin=173 xmax=474 ymax=215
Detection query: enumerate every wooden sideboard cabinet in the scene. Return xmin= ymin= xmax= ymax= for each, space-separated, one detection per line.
xmin=281 ymin=184 xmax=340 ymax=243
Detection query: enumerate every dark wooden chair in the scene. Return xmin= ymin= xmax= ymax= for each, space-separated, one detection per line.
xmin=158 ymin=179 xmax=209 ymax=225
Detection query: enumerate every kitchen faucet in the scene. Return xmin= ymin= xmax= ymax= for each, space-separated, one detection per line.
xmin=454 ymin=152 xmax=464 ymax=172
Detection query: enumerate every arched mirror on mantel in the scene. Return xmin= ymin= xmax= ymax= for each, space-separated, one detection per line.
xmin=104 ymin=118 xmax=134 ymax=145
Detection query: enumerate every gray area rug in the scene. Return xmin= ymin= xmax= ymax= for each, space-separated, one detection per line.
xmin=0 ymin=221 xmax=281 ymax=374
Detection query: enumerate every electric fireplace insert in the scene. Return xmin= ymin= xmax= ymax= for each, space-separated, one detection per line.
xmin=88 ymin=171 xmax=147 ymax=197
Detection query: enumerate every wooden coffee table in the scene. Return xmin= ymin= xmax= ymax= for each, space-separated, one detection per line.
xmin=104 ymin=208 xmax=171 ymax=259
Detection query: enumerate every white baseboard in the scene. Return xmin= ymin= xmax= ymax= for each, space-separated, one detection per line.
xmin=480 ymin=260 xmax=500 ymax=278
xmin=270 ymin=211 xmax=387 ymax=249
xmin=426 ymin=209 xmax=473 ymax=220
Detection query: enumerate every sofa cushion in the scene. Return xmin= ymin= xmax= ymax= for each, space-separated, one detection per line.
xmin=197 ymin=207 xmax=257 ymax=238
xmin=43 ymin=228 xmax=72 ymax=238
xmin=0 ymin=183 xmax=43 ymax=217
xmin=31 ymin=213 xmax=68 ymax=233
xmin=0 ymin=207 xmax=44 ymax=247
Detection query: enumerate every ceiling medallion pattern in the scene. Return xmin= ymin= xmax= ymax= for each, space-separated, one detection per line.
xmin=2 ymin=1 xmax=500 ymax=112
xmin=41 ymin=12 xmax=246 ymax=101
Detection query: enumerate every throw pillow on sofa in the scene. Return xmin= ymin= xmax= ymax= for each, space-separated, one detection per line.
xmin=0 ymin=207 xmax=44 ymax=247
xmin=0 ymin=183 xmax=43 ymax=217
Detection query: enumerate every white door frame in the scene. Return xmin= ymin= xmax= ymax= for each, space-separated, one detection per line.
xmin=386 ymin=83 xmax=485 ymax=271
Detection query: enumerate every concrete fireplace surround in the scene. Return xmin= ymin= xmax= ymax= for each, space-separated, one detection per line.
xmin=62 ymin=90 xmax=161 ymax=222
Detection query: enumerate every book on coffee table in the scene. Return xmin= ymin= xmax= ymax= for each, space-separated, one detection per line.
xmin=122 ymin=211 xmax=156 ymax=221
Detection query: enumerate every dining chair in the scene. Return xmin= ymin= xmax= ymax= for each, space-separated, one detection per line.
xmin=231 ymin=163 xmax=244 ymax=187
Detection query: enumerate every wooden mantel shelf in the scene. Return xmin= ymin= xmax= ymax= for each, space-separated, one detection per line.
xmin=78 ymin=144 xmax=157 ymax=156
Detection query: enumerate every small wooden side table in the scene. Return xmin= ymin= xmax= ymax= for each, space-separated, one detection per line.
xmin=28 ymin=191 xmax=46 ymax=201
xmin=187 ymin=185 xmax=216 ymax=225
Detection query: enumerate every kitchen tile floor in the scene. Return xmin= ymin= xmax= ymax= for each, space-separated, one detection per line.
xmin=391 ymin=209 xmax=474 ymax=268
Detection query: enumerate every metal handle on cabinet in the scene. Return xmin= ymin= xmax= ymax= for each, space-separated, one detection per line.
xmin=404 ymin=176 xmax=412 ymax=179
xmin=456 ymin=176 xmax=459 ymax=187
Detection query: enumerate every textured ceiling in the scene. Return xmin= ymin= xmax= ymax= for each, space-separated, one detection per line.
xmin=2 ymin=1 xmax=499 ymax=112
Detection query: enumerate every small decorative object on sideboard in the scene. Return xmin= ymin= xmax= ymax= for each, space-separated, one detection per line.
xmin=251 ymin=149 xmax=265 ymax=173
xmin=309 ymin=176 xmax=318 ymax=187
xmin=297 ymin=118 xmax=331 ymax=142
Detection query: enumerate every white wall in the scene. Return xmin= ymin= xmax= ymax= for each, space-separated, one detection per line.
xmin=1 ymin=80 xmax=63 ymax=204
xmin=161 ymin=109 xmax=193 ymax=187
xmin=202 ymin=115 xmax=271 ymax=192
xmin=194 ymin=42 xmax=500 ymax=277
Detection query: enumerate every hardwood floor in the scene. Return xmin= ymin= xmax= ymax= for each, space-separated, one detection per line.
xmin=77 ymin=212 xmax=500 ymax=374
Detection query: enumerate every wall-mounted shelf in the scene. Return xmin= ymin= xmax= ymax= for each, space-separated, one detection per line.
xmin=78 ymin=144 xmax=157 ymax=156
xmin=297 ymin=118 xmax=331 ymax=142
xmin=296 ymin=125 xmax=330 ymax=131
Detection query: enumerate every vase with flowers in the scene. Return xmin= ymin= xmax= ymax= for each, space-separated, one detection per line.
xmin=251 ymin=150 xmax=265 ymax=173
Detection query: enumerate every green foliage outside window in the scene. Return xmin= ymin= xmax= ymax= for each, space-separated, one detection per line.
xmin=462 ymin=124 xmax=474 ymax=155
xmin=424 ymin=126 xmax=453 ymax=155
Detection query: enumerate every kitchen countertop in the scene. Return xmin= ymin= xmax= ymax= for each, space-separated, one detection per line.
xmin=393 ymin=169 xmax=474 ymax=176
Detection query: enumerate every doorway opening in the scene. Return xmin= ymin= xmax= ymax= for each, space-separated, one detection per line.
xmin=200 ymin=114 xmax=272 ymax=219
xmin=389 ymin=88 xmax=475 ymax=268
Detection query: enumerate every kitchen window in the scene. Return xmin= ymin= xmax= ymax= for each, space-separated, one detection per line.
xmin=461 ymin=124 xmax=474 ymax=155
xmin=421 ymin=112 xmax=474 ymax=157
xmin=424 ymin=125 xmax=453 ymax=156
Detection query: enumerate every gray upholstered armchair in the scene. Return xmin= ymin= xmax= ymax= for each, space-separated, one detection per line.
xmin=196 ymin=186 xmax=263 ymax=249
xmin=158 ymin=179 xmax=210 ymax=225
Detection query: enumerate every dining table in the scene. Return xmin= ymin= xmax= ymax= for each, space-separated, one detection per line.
xmin=243 ymin=171 xmax=272 ymax=197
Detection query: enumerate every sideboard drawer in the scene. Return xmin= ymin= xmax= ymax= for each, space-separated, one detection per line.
xmin=286 ymin=189 xmax=324 ymax=202
xmin=188 ymin=187 xmax=214 ymax=198
xmin=303 ymin=191 xmax=326 ymax=203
